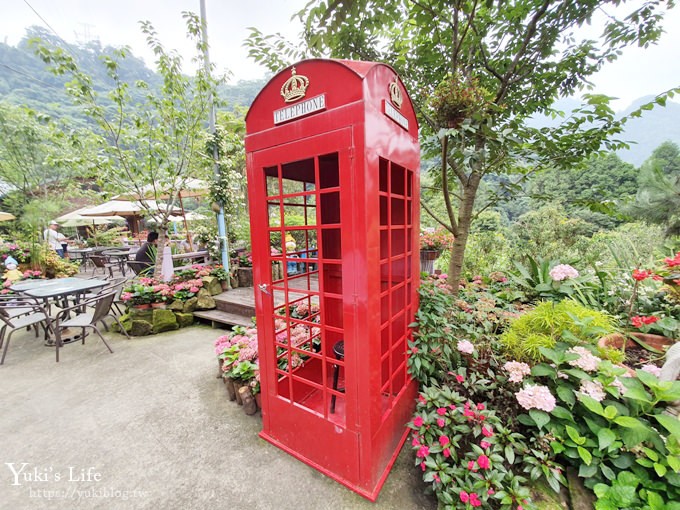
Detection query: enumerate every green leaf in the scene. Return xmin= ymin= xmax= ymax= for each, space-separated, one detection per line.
xmin=621 ymin=385 xmax=652 ymax=403
xmin=598 ymin=428 xmax=617 ymax=450
xmin=580 ymin=395 xmax=604 ymax=416
xmin=530 ymin=409 xmax=550 ymax=429
xmin=556 ymin=385 xmax=576 ymax=407
xmin=654 ymin=463 xmax=667 ymax=477
xmin=531 ymin=364 xmax=556 ymax=377
xmin=654 ymin=414 xmax=680 ymax=438
xmin=578 ymin=446 xmax=593 ymax=465
xmin=600 ymin=464 xmax=615 ymax=481
xmin=551 ymin=406 xmax=574 ymax=421
xmin=635 ymin=369 xmax=661 ymax=389
xmin=566 ymin=425 xmax=585 ymax=445
xmin=603 ymin=406 xmax=618 ymax=420
xmin=579 ymin=463 xmax=597 ymax=477
xmin=505 ymin=445 xmax=515 ymax=464
xmin=668 ymin=455 xmax=680 ymax=473
xmin=614 ymin=416 xmax=642 ymax=428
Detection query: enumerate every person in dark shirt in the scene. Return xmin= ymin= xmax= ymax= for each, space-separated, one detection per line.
xmin=135 ymin=231 xmax=159 ymax=269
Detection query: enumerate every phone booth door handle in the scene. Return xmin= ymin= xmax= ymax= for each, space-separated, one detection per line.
xmin=258 ymin=283 xmax=271 ymax=295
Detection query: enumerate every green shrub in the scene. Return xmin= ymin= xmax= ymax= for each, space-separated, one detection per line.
xmin=499 ymin=300 xmax=615 ymax=362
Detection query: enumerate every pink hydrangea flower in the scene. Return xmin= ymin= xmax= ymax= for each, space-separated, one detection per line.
xmin=549 ymin=264 xmax=579 ymax=281
xmin=516 ymin=384 xmax=556 ymax=412
xmin=641 ymin=364 xmax=661 ymax=377
xmin=579 ymin=380 xmax=606 ymax=402
xmin=457 ymin=340 xmax=474 ymax=354
xmin=503 ymin=361 xmax=531 ymax=383
xmin=567 ymin=346 xmax=601 ymax=372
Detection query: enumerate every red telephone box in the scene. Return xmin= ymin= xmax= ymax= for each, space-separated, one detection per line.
xmin=245 ymin=59 xmax=420 ymax=500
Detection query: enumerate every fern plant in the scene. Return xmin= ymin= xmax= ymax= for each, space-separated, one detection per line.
xmin=499 ymin=300 xmax=616 ymax=362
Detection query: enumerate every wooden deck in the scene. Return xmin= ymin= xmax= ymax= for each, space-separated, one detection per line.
xmin=194 ymin=275 xmax=320 ymax=329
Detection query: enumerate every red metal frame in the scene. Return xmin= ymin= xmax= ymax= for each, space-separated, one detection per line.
xmin=245 ymin=59 xmax=420 ymax=500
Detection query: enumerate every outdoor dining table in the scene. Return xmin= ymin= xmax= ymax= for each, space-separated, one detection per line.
xmin=10 ymin=277 xmax=109 ymax=344
xmin=102 ymin=249 xmax=137 ymax=276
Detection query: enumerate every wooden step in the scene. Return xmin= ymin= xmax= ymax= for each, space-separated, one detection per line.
xmin=213 ymin=287 xmax=256 ymax=317
xmin=193 ymin=310 xmax=253 ymax=329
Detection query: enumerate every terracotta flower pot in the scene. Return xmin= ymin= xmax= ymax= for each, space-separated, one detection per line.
xmin=151 ymin=302 xmax=167 ymax=309
xmin=598 ymin=333 xmax=676 ymax=376
xmin=598 ymin=332 xmax=675 ymax=353
xmin=419 ymin=249 xmax=441 ymax=261
xmin=133 ymin=303 xmax=151 ymax=310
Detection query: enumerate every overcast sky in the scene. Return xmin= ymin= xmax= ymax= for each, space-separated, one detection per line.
xmin=1 ymin=0 xmax=679 ymax=111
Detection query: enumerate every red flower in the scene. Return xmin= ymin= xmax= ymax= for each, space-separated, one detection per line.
xmin=413 ymin=416 xmax=424 ymax=427
xmin=665 ymin=252 xmax=680 ymax=268
xmin=467 ymin=461 xmax=476 ymax=471
xmin=470 ymin=493 xmax=482 ymax=507
xmin=480 ymin=440 xmax=491 ymax=449
xmin=420 ymin=461 xmax=426 ymax=472
xmin=632 ymin=315 xmax=659 ymax=328
xmin=439 ymin=435 xmax=450 ymax=447
xmin=433 ymin=473 xmax=441 ymax=483
xmin=460 ymin=491 xmax=470 ymax=503
xmin=476 ymin=403 xmax=485 ymax=411
xmin=477 ymin=454 xmax=491 ymax=469
xmin=632 ymin=269 xmax=651 ymax=281
xmin=437 ymin=418 xmax=445 ymax=427
xmin=437 ymin=407 xmax=447 ymax=416
xmin=411 ymin=436 xmax=420 ymax=447
xmin=416 ymin=446 xmax=430 ymax=458
xmin=443 ymin=448 xmax=450 ymax=458
xmin=488 ymin=489 xmax=495 ymax=495
xmin=418 ymin=395 xmax=427 ymax=404
xmin=456 ymin=374 xmax=464 ymax=383
xmin=482 ymin=426 xmax=494 ymax=437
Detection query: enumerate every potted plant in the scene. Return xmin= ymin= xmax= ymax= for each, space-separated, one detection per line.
xmin=235 ymin=251 xmax=253 ymax=288
xmin=209 ymin=265 xmax=230 ymax=291
xmin=427 ymin=74 xmax=490 ymax=128
xmin=121 ymin=282 xmax=157 ymax=309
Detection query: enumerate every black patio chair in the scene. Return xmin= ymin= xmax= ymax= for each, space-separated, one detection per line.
xmin=53 ymin=291 xmax=129 ymax=362
xmin=0 ymin=297 xmax=55 ymax=365
xmin=90 ymin=255 xmax=117 ymax=279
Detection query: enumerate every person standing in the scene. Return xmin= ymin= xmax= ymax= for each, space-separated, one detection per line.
xmin=43 ymin=221 xmax=67 ymax=258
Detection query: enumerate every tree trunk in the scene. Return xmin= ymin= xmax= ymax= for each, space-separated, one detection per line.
xmin=153 ymin=225 xmax=169 ymax=280
xmin=446 ymin=174 xmax=481 ymax=295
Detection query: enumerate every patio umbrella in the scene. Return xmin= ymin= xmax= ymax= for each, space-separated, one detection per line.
xmin=80 ymin=200 xmax=179 ymax=235
xmin=116 ymin=180 xmax=209 ymax=251
xmin=0 ymin=211 xmax=16 ymax=222
xmin=55 ymin=207 xmax=125 ymax=228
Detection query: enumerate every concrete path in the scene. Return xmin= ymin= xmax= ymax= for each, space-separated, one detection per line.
xmin=0 ymin=324 xmax=435 ymax=510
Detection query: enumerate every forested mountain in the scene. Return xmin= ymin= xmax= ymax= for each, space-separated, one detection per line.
xmin=0 ymin=28 xmax=263 ymax=123
xmin=528 ymin=97 xmax=680 ymax=167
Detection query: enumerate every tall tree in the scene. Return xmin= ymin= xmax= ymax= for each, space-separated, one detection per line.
xmin=33 ymin=12 xmax=221 ymax=278
xmin=247 ymin=0 xmax=678 ymax=292
xmin=629 ymin=141 xmax=680 ymax=236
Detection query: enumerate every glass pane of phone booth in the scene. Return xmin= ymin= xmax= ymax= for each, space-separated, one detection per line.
xmin=378 ymin=157 xmax=415 ymax=418
xmin=265 ymin=153 xmax=346 ymax=426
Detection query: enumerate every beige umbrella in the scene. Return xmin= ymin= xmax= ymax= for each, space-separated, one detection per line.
xmin=0 ymin=212 xmax=16 ymax=222
xmin=55 ymin=207 xmax=125 ymax=227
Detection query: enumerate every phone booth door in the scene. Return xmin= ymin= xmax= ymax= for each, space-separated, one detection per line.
xmin=250 ymin=128 xmax=361 ymax=479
